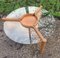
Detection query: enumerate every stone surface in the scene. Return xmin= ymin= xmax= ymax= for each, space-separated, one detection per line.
xmin=39 ymin=15 xmax=56 ymax=37
xmin=0 ymin=19 xmax=60 ymax=58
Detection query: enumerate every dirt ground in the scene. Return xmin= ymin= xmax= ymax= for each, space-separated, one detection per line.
xmin=0 ymin=19 xmax=60 ymax=58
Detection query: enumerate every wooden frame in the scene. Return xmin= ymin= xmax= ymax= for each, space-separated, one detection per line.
xmin=0 ymin=6 xmax=47 ymax=54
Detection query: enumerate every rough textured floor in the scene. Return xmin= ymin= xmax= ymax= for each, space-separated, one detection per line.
xmin=0 ymin=19 xmax=60 ymax=58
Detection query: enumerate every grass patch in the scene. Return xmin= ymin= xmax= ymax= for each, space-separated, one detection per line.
xmin=0 ymin=0 xmax=60 ymax=17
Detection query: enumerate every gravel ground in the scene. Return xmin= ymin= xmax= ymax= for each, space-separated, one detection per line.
xmin=0 ymin=19 xmax=60 ymax=58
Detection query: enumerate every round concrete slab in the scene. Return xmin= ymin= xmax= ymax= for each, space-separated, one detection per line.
xmin=4 ymin=6 xmax=40 ymax=44
xmin=4 ymin=6 xmax=49 ymax=44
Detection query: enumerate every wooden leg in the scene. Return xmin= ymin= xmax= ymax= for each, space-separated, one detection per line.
xmin=33 ymin=26 xmax=47 ymax=54
xmin=40 ymin=41 xmax=46 ymax=54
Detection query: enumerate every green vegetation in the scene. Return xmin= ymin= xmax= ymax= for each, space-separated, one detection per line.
xmin=40 ymin=0 xmax=60 ymax=17
xmin=0 ymin=0 xmax=60 ymax=17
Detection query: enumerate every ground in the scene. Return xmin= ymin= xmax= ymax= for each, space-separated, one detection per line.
xmin=0 ymin=19 xmax=60 ymax=58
